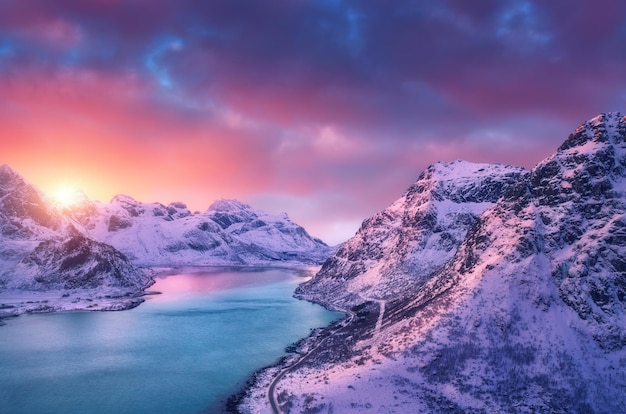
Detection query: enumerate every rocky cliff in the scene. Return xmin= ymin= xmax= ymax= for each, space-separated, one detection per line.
xmin=240 ymin=113 xmax=626 ymax=414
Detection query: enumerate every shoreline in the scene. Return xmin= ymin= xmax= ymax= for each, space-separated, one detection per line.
xmin=0 ymin=263 xmax=321 ymax=326
xmin=0 ymin=264 xmax=342 ymax=411
xmin=225 ymin=294 xmax=351 ymax=414
xmin=0 ymin=286 xmax=152 ymax=322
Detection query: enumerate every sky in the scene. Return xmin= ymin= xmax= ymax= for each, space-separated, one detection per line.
xmin=1 ymin=0 xmax=626 ymax=245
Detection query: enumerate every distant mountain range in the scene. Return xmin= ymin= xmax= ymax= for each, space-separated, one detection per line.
xmin=239 ymin=113 xmax=626 ymax=413
xmin=63 ymin=194 xmax=331 ymax=267
xmin=0 ymin=165 xmax=330 ymax=315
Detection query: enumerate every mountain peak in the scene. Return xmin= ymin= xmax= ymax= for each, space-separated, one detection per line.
xmin=300 ymin=160 xmax=525 ymax=306
xmin=559 ymin=112 xmax=626 ymax=152
xmin=426 ymin=160 xmax=523 ymax=182
xmin=111 ymin=194 xmax=139 ymax=205
xmin=586 ymin=111 xmax=622 ymax=127
xmin=403 ymin=160 xmax=526 ymax=206
xmin=0 ymin=163 xmax=24 ymax=191
xmin=0 ymin=163 xmax=15 ymax=174
xmin=207 ymin=198 xmax=252 ymax=212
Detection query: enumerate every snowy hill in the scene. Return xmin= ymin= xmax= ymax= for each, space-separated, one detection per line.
xmin=64 ymin=195 xmax=331 ymax=266
xmin=0 ymin=165 xmax=151 ymax=315
xmin=297 ymin=160 xmax=526 ymax=307
xmin=1 ymin=164 xmax=331 ymax=318
xmin=239 ymin=113 xmax=626 ymax=413
xmin=0 ymin=164 xmax=61 ymax=240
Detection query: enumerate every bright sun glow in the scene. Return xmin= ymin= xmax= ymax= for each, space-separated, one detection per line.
xmin=52 ymin=185 xmax=84 ymax=208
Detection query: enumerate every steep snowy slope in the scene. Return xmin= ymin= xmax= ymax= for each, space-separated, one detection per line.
xmin=65 ymin=196 xmax=331 ymax=266
xmin=0 ymin=164 xmax=61 ymax=236
xmin=0 ymin=165 xmax=151 ymax=315
xmin=240 ymin=113 xmax=626 ymax=414
xmin=297 ymin=160 xmax=525 ymax=306
xmin=0 ymin=164 xmax=63 ymax=273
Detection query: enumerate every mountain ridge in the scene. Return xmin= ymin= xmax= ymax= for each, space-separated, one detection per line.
xmin=296 ymin=160 xmax=527 ymax=307
xmin=0 ymin=165 xmax=332 ymax=318
xmin=238 ymin=112 xmax=626 ymax=414
xmin=64 ymin=193 xmax=331 ymax=267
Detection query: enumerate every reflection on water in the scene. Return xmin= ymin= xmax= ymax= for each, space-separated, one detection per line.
xmin=0 ymin=268 xmax=340 ymax=414
xmin=150 ymin=267 xmax=313 ymax=298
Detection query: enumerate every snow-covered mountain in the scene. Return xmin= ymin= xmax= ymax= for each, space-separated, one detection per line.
xmin=239 ymin=113 xmax=626 ymax=413
xmin=63 ymin=195 xmax=331 ymax=266
xmin=13 ymin=231 xmax=147 ymax=292
xmin=0 ymin=165 xmax=329 ymax=318
xmin=0 ymin=163 xmax=61 ymax=241
xmin=0 ymin=165 xmax=150 ymax=315
xmin=297 ymin=160 xmax=526 ymax=307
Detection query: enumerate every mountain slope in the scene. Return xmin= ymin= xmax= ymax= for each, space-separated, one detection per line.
xmin=0 ymin=164 xmax=61 ymax=238
xmin=0 ymin=164 xmax=64 ymax=283
xmin=0 ymin=165 xmax=151 ymax=316
xmin=65 ymin=195 xmax=331 ymax=266
xmin=12 ymin=231 xmax=148 ymax=291
xmin=240 ymin=113 xmax=626 ymax=413
xmin=297 ymin=160 xmax=526 ymax=307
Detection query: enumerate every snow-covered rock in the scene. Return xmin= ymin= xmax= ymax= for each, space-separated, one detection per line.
xmin=297 ymin=160 xmax=526 ymax=307
xmin=240 ymin=113 xmax=626 ymax=413
xmin=64 ymin=195 xmax=331 ymax=267
xmin=0 ymin=165 xmax=151 ymax=316
xmin=13 ymin=231 xmax=148 ymax=291
xmin=0 ymin=164 xmax=62 ymax=240
xmin=0 ymin=164 xmax=331 ymax=318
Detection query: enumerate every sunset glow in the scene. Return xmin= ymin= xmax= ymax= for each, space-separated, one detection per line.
xmin=1 ymin=1 xmax=625 ymax=244
xmin=51 ymin=185 xmax=83 ymax=209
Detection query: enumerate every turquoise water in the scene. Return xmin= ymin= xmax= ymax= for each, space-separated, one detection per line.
xmin=0 ymin=268 xmax=341 ymax=414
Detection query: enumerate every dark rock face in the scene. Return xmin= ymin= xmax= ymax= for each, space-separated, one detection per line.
xmin=211 ymin=212 xmax=244 ymax=230
xmin=108 ymin=214 xmax=133 ymax=232
xmin=18 ymin=232 xmax=150 ymax=291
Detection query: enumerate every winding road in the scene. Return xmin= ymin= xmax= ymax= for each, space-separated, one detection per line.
xmin=267 ymin=297 xmax=386 ymax=413
xmin=268 ymin=307 xmax=355 ymax=414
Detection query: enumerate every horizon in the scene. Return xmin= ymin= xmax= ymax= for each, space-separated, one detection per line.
xmin=1 ymin=1 xmax=625 ymax=244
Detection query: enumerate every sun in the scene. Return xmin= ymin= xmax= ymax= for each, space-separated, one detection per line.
xmin=52 ymin=185 xmax=84 ymax=208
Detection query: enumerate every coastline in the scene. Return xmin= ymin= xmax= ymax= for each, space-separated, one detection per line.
xmin=0 ymin=263 xmax=322 ymax=326
xmin=226 ymin=321 xmax=349 ymax=413
xmin=1 ymin=263 xmax=344 ymax=411
xmin=0 ymin=284 xmax=153 ymax=323
xmin=226 ymin=293 xmax=352 ymax=414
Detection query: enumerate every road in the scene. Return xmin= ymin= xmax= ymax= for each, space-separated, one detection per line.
xmin=268 ymin=307 xmax=355 ymax=414
xmin=267 ymin=297 xmax=386 ymax=413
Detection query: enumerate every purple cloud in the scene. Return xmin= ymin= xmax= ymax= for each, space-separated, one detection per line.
xmin=1 ymin=0 xmax=625 ymax=243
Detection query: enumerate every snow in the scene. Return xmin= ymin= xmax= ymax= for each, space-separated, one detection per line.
xmin=63 ymin=196 xmax=332 ymax=267
xmin=0 ymin=287 xmax=148 ymax=320
xmin=0 ymin=165 xmax=332 ymax=319
xmin=240 ymin=113 xmax=626 ymax=413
